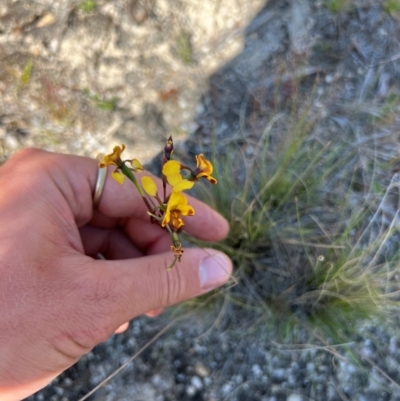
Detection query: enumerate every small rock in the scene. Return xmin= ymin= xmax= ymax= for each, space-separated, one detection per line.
xmin=176 ymin=373 xmax=185 ymax=383
xmin=36 ymin=12 xmax=55 ymax=28
xmin=194 ymin=362 xmax=210 ymax=377
xmin=191 ymin=375 xmax=203 ymax=390
xmin=186 ymin=384 xmax=197 ymax=397
xmin=4 ymin=134 xmax=19 ymax=150
xmin=221 ymin=382 xmax=234 ymax=397
xmin=49 ymin=38 xmax=59 ymax=53
xmin=287 ymin=394 xmax=303 ymax=401
xmin=151 ymin=374 xmax=163 ymax=387
xmin=204 ymin=377 xmax=212 ymax=386
xmin=62 ymin=377 xmax=73 ymax=387
xmin=252 ymin=364 xmax=262 ymax=378
xmin=271 ymin=368 xmax=287 ymax=382
xmin=193 ymin=342 xmax=207 ymax=355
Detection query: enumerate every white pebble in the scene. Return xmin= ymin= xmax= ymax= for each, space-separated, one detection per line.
xmin=191 ymin=375 xmax=203 ymax=390
xmin=287 ymin=395 xmax=303 ymax=401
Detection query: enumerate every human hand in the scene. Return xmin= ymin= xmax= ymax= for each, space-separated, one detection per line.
xmin=0 ymin=149 xmax=232 ymax=401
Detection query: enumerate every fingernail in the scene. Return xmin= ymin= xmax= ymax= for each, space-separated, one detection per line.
xmin=199 ymin=254 xmax=231 ymax=290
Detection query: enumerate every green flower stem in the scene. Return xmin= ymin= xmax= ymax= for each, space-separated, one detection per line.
xmin=171 ymin=231 xmax=182 ymax=248
xmin=120 ymin=164 xmax=144 ymax=195
xmin=165 ymin=224 xmax=180 ymax=244
xmin=164 ymin=227 xmax=182 ymax=270
xmin=120 ymin=163 xmax=154 ymax=212
xmin=147 ymin=211 xmax=163 ymax=221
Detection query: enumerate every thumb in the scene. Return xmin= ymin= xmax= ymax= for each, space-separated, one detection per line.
xmin=83 ymin=248 xmax=232 ymax=335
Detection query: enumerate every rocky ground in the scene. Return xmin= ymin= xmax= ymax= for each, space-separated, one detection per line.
xmin=3 ymin=0 xmax=400 ymax=400
xmin=0 ymin=0 xmax=263 ymax=164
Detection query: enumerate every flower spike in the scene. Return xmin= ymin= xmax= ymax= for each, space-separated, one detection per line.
xmin=98 ymin=137 xmax=217 ymax=269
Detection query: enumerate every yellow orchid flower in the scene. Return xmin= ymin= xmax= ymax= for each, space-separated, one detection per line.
xmin=98 ymin=145 xmax=143 ymax=185
xmin=162 ymin=160 xmax=194 ymax=192
xmin=142 ymin=176 xmax=158 ymax=196
xmin=162 ymin=192 xmax=195 ymax=230
xmin=193 ymin=154 xmax=217 ymax=184
xmin=99 ymin=145 xmax=125 ymax=168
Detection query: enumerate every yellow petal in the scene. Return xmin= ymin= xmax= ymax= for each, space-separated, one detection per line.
xmin=167 ymin=172 xmax=194 ymax=192
xmin=196 ymin=173 xmax=217 ymax=184
xmin=101 ymin=154 xmax=116 ymax=167
xmin=167 ymin=173 xmax=183 ymax=187
xmin=142 ymin=176 xmax=157 ymax=196
xmin=130 ymin=158 xmax=144 ymax=172
xmin=110 ymin=145 xmax=125 ymax=160
xmin=172 ymin=179 xmax=194 ymax=192
xmin=206 ymin=175 xmax=217 ymax=184
xmin=161 ymin=210 xmax=171 ymax=227
xmin=178 ymin=204 xmax=195 ymax=216
xmin=169 ymin=191 xmax=187 ymax=206
xmin=195 ymin=154 xmax=213 ymax=174
xmin=162 ymin=160 xmax=181 ymax=176
xmin=162 ymin=192 xmax=178 ymax=227
xmin=112 ymin=170 xmax=125 ymax=185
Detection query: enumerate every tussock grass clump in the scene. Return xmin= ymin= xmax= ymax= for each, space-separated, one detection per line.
xmin=188 ymin=99 xmax=400 ymax=350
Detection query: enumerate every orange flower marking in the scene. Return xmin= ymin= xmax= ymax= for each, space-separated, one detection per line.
xmin=162 ymin=192 xmax=195 ymax=230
